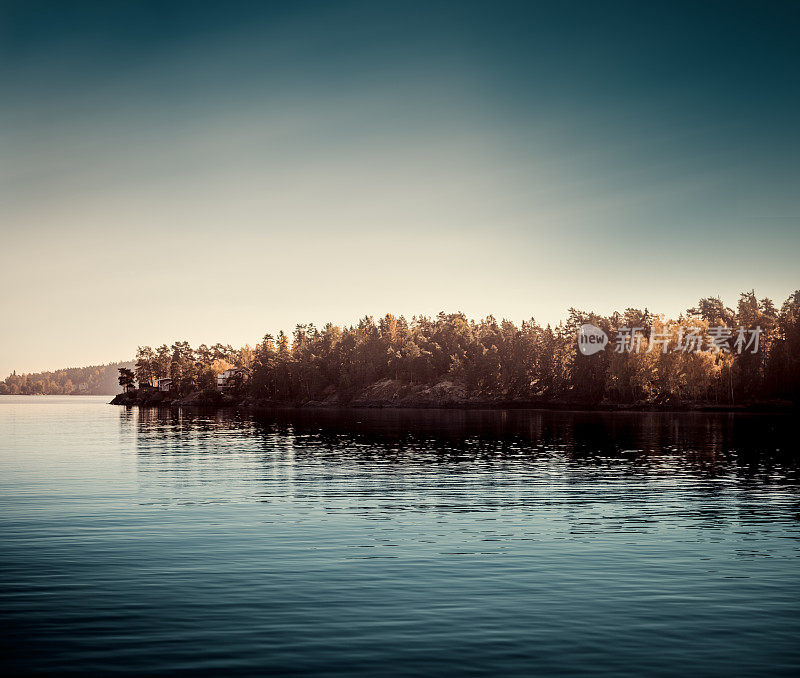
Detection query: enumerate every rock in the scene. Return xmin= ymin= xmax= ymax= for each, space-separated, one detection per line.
xmin=109 ymin=392 xmax=135 ymax=406
xmin=170 ymin=389 xmax=232 ymax=407
xmin=349 ymin=378 xmax=484 ymax=408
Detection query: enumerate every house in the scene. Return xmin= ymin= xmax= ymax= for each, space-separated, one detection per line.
xmin=217 ymin=367 xmax=250 ymax=391
xmin=157 ymin=378 xmax=174 ymax=392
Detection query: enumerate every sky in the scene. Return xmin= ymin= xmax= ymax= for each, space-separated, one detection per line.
xmin=1 ymin=0 xmax=799 ymax=376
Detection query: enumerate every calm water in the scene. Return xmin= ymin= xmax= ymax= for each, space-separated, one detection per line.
xmin=1 ymin=396 xmax=798 ymax=676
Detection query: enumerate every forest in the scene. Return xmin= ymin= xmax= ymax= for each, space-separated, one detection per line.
xmin=4 ymin=291 xmax=799 ymax=405
xmin=121 ymin=290 xmax=800 ymax=407
xmin=0 ymin=362 xmax=135 ymax=395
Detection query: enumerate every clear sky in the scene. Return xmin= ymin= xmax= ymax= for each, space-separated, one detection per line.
xmin=1 ymin=0 xmax=798 ymax=376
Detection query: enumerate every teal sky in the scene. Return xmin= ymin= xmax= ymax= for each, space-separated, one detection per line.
xmin=1 ymin=1 xmax=798 ymax=375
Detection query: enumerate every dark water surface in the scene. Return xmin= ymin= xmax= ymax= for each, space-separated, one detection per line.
xmin=1 ymin=396 xmax=798 ymax=676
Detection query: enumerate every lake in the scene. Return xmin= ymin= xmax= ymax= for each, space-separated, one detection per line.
xmin=1 ymin=396 xmax=798 ymax=676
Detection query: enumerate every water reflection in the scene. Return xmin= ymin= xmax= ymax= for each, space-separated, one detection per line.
xmin=123 ymin=406 xmax=800 ymax=481
xmin=119 ymin=407 xmax=800 ymax=544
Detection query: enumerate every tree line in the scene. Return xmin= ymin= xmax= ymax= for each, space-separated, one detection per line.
xmin=0 ymin=362 xmax=134 ymax=395
xmin=125 ymin=290 xmax=800 ymax=406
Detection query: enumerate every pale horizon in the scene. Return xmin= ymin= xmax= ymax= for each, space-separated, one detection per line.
xmin=6 ymin=287 xmax=800 ymax=377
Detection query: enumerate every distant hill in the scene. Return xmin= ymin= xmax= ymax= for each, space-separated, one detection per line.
xmin=0 ymin=362 xmax=135 ymax=395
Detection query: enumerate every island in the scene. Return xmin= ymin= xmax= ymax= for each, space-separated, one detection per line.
xmin=106 ymin=292 xmax=799 ymax=412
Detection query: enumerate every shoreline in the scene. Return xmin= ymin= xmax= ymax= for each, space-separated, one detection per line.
xmin=108 ymin=390 xmax=796 ymax=414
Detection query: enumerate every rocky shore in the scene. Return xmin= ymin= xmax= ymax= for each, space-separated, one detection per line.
xmin=110 ymin=379 xmax=490 ymax=409
xmin=109 ymin=379 xmax=794 ymax=412
xmin=110 ymin=388 xmax=239 ymax=408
